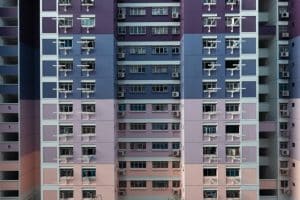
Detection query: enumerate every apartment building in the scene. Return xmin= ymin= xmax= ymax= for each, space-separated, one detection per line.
xmin=0 ymin=0 xmax=40 ymax=199
xmin=2 ymin=0 xmax=295 ymax=199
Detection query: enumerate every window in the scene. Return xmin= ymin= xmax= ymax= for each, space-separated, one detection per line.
xmin=119 ymin=181 xmax=127 ymax=188
xmin=172 ymin=142 xmax=180 ymax=149
xmin=130 ymin=142 xmax=146 ymax=150
xmin=82 ymin=190 xmax=96 ymax=198
xmin=59 ymin=125 xmax=73 ymax=135
xmin=59 ymin=39 xmax=72 ymax=48
xmin=59 ymin=104 xmax=73 ymax=113
xmin=152 ymin=85 xmax=168 ymax=93
xmin=226 ymin=168 xmax=240 ymax=177
xmin=203 ymin=125 xmax=217 ymax=134
xmin=226 ymin=147 xmax=240 ymax=156
xmin=225 ymin=125 xmax=239 ymax=133
xmin=82 ymin=168 xmax=96 ymax=178
xmin=172 ymin=123 xmax=180 ymax=130
xmin=203 ymin=146 xmax=217 ymax=155
xmin=130 ymin=104 xmax=146 ymax=112
xmin=81 ymin=81 xmax=95 ymax=92
xmin=152 ymin=161 xmax=168 ymax=168
xmin=118 ymin=123 xmax=126 ymax=131
xmin=118 ymin=142 xmax=127 ymax=149
xmin=152 ymin=142 xmax=168 ymax=150
xmin=226 ymin=16 xmax=240 ymax=28
xmin=59 ymin=60 xmax=73 ymax=71
xmin=172 ymin=161 xmax=180 ymax=168
xmin=81 ymin=60 xmax=95 ymax=72
xmin=172 ymin=104 xmax=180 ymax=111
xmin=129 ymin=26 xmax=146 ymax=35
xmin=59 ymin=0 xmax=71 ymax=5
xmin=152 ymin=47 xmax=168 ymax=55
xmin=59 ymin=147 xmax=73 ymax=156
xmin=203 ymin=104 xmax=216 ymax=113
xmin=171 ymin=26 xmax=180 ymax=35
xmin=81 ymin=104 xmax=95 ymax=113
xmin=152 ymin=123 xmax=168 ymax=130
xmin=60 ymin=168 xmax=73 ymax=177
xmin=226 ymin=190 xmax=240 ymax=198
xmin=119 ymin=161 xmax=127 ymax=169
xmin=129 ymin=47 xmax=146 ymax=55
xmin=58 ymin=17 xmax=73 ymax=28
xmin=129 ymin=65 xmax=145 ymax=73
xmin=172 ymin=180 xmax=180 ymax=188
xmin=203 ymin=39 xmax=217 ymax=48
xmin=152 ymin=104 xmax=168 ymax=112
xmin=118 ymin=26 xmax=126 ymax=35
xmin=226 ymin=103 xmax=239 ymax=112
xmin=152 ymin=66 xmax=168 ymax=73
xmin=129 ymin=8 xmax=146 ymax=16
xmin=152 ymin=181 xmax=169 ymax=188
xmin=203 ymin=190 xmax=217 ymax=198
xmin=130 ymin=161 xmax=146 ymax=168
xmin=80 ymin=16 xmax=95 ymax=27
xmin=80 ymin=39 xmax=95 ymax=50
xmin=203 ymin=168 xmax=217 ymax=176
xmin=226 ymin=81 xmax=240 ymax=90
xmin=152 ymin=27 xmax=169 ymax=35
xmin=118 ymin=104 xmax=126 ymax=111
xmin=129 ymin=85 xmax=145 ymax=93
xmin=172 ymin=47 xmax=180 ymax=54
xmin=203 ymin=81 xmax=217 ymax=91
xmin=131 ymin=181 xmax=146 ymax=188
xmin=129 ymin=123 xmax=146 ymax=130
xmin=81 ymin=125 xmax=95 ymax=134
xmin=60 ymin=190 xmax=73 ymax=199
xmin=82 ymin=146 xmax=96 ymax=156
xmin=152 ymin=7 xmax=168 ymax=15
xmin=81 ymin=0 xmax=94 ymax=6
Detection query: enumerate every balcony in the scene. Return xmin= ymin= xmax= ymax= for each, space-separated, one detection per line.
xmin=203 ymin=134 xmax=217 ymax=142
xmin=226 ymin=133 xmax=240 ymax=142
xmin=226 ymin=155 xmax=241 ymax=163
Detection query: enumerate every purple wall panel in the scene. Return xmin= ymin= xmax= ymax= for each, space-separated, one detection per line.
xmin=42 ymin=0 xmax=56 ymax=11
xmin=242 ymin=0 xmax=256 ymax=10
xmin=242 ymin=146 xmax=257 ymax=162
xmin=43 ymin=147 xmax=57 ymax=163
xmin=42 ymin=18 xmax=56 ymax=33
xmin=242 ymin=16 xmax=256 ymax=32
xmin=43 ymin=125 xmax=57 ymax=141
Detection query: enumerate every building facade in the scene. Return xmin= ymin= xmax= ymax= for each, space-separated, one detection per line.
xmin=0 ymin=0 xmax=40 ymax=199
xmin=1 ymin=0 xmax=298 ymax=199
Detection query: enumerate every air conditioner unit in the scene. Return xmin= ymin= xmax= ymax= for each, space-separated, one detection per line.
xmin=172 ymin=150 xmax=181 ymax=157
xmin=281 ymin=71 xmax=290 ymax=78
xmin=172 ymin=188 xmax=181 ymax=196
xmin=117 ymin=111 xmax=125 ymax=118
xmin=172 ymin=12 xmax=179 ymax=19
xmin=280 ymin=51 xmax=289 ymax=57
xmin=172 ymin=91 xmax=180 ymax=97
xmin=118 ymin=72 xmax=125 ymax=78
xmin=281 ymin=90 xmax=290 ymax=97
xmin=172 ymin=72 xmax=180 ymax=78
xmin=280 ymin=11 xmax=289 ymax=19
xmin=118 ymin=190 xmax=126 ymax=196
xmin=281 ymin=32 xmax=290 ymax=38
xmin=173 ymin=111 xmax=181 ymax=118
xmin=118 ymin=91 xmax=125 ymax=98
xmin=280 ymin=149 xmax=290 ymax=156
xmin=280 ymin=168 xmax=289 ymax=176
xmin=118 ymin=169 xmax=126 ymax=176
xmin=118 ymin=150 xmax=126 ymax=156
xmin=280 ymin=110 xmax=289 ymax=117
xmin=118 ymin=13 xmax=126 ymax=20
xmin=118 ymin=52 xmax=125 ymax=59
